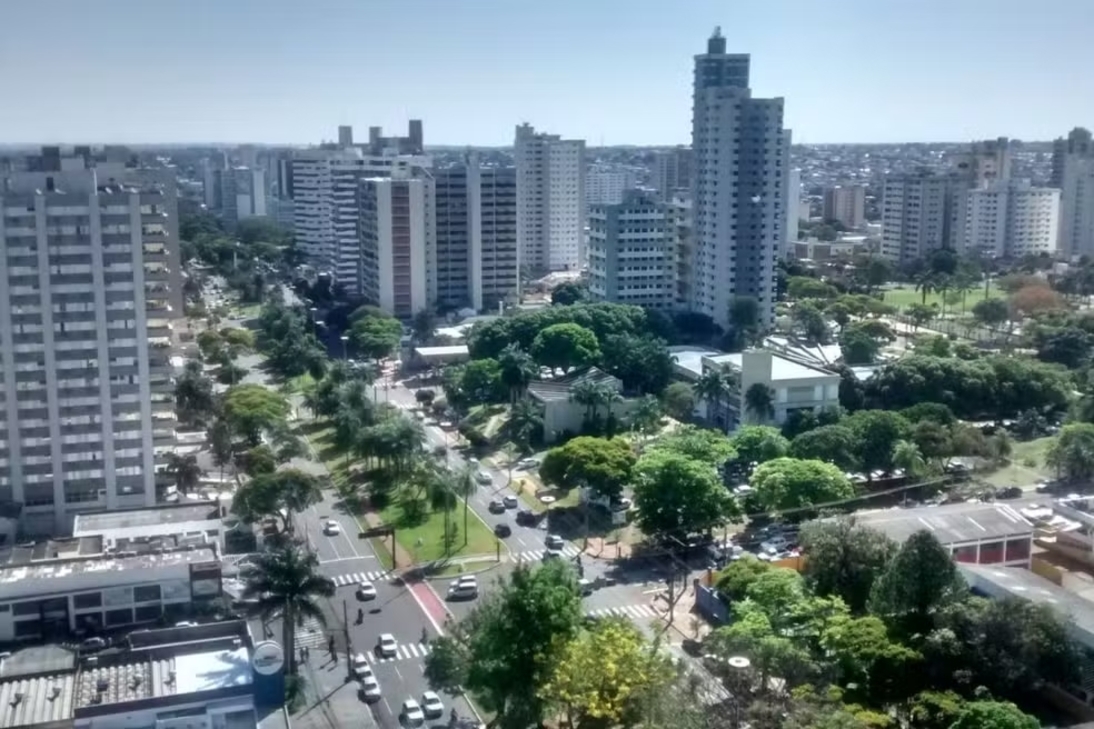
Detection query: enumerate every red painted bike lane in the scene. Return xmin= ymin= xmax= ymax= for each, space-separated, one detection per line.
xmin=406 ymin=578 xmax=451 ymax=635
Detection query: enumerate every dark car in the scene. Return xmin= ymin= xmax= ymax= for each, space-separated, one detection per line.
xmin=494 ymin=523 xmax=512 ymax=538
xmin=996 ymin=486 xmax=1023 ymax=500
xmin=515 ymin=509 xmax=537 ymax=526
xmin=488 ymin=499 xmax=506 ymax=514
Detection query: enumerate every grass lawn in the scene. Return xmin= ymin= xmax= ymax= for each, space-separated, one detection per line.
xmin=285 ymin=372 xmax=316 ymax=395
xmin=235 ymin=303 xmax=262 ymax=319
xmin=981 ymin=436 xmax=1054 ymax=488
xmin=880 ymin=281 xmax=1004 ymax=311
xmin=380 ymin=496 xmax=498 ymax=563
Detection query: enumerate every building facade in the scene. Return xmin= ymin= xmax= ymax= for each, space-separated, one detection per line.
xmin=689 ymin=28 xmax=789 ymax=329
xmin=1059 ymin=154 xmax=1094 ymax=258
xmin=291 ymin=145 xmax=430 ymax=295
xmin=514 ymin=123 xmax=585 ymax=272
xmin=651 ymin=147 xmax=693 ymax=201
xmin=434 ymin=157 xmax=518 ymax=312
xmin=784 ymin=165 xmax=801 ymax=256
xmin=1052 ymin=127 xmax=1092 ymax=188
xmin=585 ymin=165 xmax=637 ymax=206
xmin=962 ymin=180 xmax=1060 ymax=258
xmin=950 ymin=137 xmax=1012 ymax=187
xmin=359 ymin=172 xmax=434 ymax=319
xmin=822 ymin=184 xmax=866 ymax=229
xmin=587 ymin=189 xmax=680 ymax=310
xmin=880 ymin=172 xmax=965 ymax=262
xmin=0 ymin=168 xmax=177 ymax=535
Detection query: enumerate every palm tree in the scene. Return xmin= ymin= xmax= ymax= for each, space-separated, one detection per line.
xmin=891 ymin=439 xmax=928 ymax=479
xmin=175 ymin=360 xmax=215 ymax=426
xmin=451 ymin=465 xmax=478 ymax=548
xmin=694 ymin=368 xmax=735 ymax=431
xmin=301 ymin=385 xmax=321 ymax=420
xmin=508 ymin=399 xmax=544 ymax=453
xmin=497 ymin=343 xmax=539 ymax=403
xmin=744 ymin=383 xmax=776 ymax=424
xmin=570 ymin=379 xmax=602 ymax=422
xmin=241 ymin=544 xmax=335 ymax=676
xmin=208 ymin=418 xmax=235 ymax=484
xmin=630 ymin=394 xmax=663 ymax=440
xmin=166 ymin=453 xmax=202 ymax=494
xmin=914 ymin=271 xmax=937 ymax=306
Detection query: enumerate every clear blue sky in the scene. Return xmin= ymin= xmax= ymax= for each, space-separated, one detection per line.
xmin=2 ymin=0 xmax=1090 ymax=146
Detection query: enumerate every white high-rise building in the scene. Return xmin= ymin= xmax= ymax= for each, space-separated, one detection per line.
xmin=880 ymin=172 xmax=965 ymax=262
xmin=359 ymin=170 xmax=434 ymax=319
xmin=652 ymin=147 xmax=693 ymax=201
xmin=963 ymin=180 xmax=1059 ymax=258
xmin=585 ymin=165 xmax=637 ymax=206
xmin=434 ymin=157 xmax=519 ymax=312
xmin=784 ymin=165 xmax=801 ymax=257
xmin=689 ymin=28 xmax=789 ymax=329
xmin=822 ymin=184 xmax=866 ymax=229
xmin=0 ymin=164 xmax=178 ymax=534
xmin=1059 ymin=154 xmax=1094 ymax=257
xmin=514 ymin=123 xmax=585 ymax=272
xmin=291 ymin=144 xmax=430 ymax=295
xmin=1052 ymin=127 xmax=1093 ymax=188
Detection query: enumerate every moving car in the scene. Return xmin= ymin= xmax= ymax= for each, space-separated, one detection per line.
xmin=351 ymin=653 xmax=370 ymax=678
xmin=488 ymin=499 xmax=506 ymax=513
xmin=421 ymin=691 xmax=445 ymax=719
xmin=360 ymin=671 xmax=381 ymax=702
xmin=376 ymin=633 xmax=398 ymax=658
xmin=517 ymin=458 xmax=541 ymax=470
xmin=401 ymin=699 xmax=425 ymax=727
xmin=494 ymin=523 xmax=512 ymax=538
xmin=578 ymin=578 xmax=595 ymax=596
xmin=78 ymin=637 xmax=108 ymax=653
xmin=475 ymin=470 xmax=493 ymax=485
xmin=516 ymin=509 xmax=537 ymax=526
xmin=356 ymin=580 xmax=377 ymax=601
xmin=502 ymin=495 xmax=519 ymax=509
xmin=545 ymin=534 xmax=565 ymax=550
xmin=323 ymin=520 xmax=341 ymax=536
xmin=447 ymin=576 xmax=479 ymax=601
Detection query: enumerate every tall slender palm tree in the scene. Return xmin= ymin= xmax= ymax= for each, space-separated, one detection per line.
xmin=891 ymin=439 xmax=928 ymax=479
xmin=569 ymin=379 xmax=602 ymax=422
xmin=451 ymin=465 xmax=478 ymax=548
xmin=744 ymin=383 xmax=776 ymax=424
xmin=498 ymin=343 xmax=539 ymax=404
xmin=508 ymin=398 xmax=544 ymax=453
xmin=694 ymin=369 xmax=735 ymax=431
xmin=166 ymin=453 xmax=203 ymax=494
xmin=208 ymin=417 xmax=235 ymax=484
xmin=241 ymin=544 xmax=335 ymax=676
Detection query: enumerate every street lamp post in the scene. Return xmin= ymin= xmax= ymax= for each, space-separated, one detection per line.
xmin=340 ymin=334 xmax=349 ymax=360
xmin=342 ymin=599 xmax=354 ymax=683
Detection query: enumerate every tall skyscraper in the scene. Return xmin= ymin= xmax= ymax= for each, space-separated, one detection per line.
xmin=689 ymin=28 xmax=789 ymax=328
xmin=359 ymin=170 xmax=434 ymax=319
xmin=291 ymin=138 xmax=430 ymax=295
xmin=951 ymin=137 xmax=1012 ymax=186
xmin=338 ymin=125 xmax=354 ymax=147
xmin=434 ymin=156 xmax=519 ymax=312
xmin=514 ymin=123 xmax=585 ymax=272
xmin=822 ymin=184 xmax=866 ymax=229
xmin=588 ymin=189 xmax=682 ymax=310
xmin=0 ymin=164 xmax=178 ymax=534
xmin=651 ymin=147 xmax=693 ymax=201
xmin=1058 ymin=155 xmax=1094 ymax=257
xmin=784 ymin=165 xmax=801 ymax=257
xmin=1051 ymin=127 xmax=1093 ymax=188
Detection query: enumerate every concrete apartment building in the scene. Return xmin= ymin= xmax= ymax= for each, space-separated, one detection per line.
xmin=434 ymin=156 xmax=519 ymax=312
xmin=0 ymin=164 xmax=179 ymax=535
xmin=822 ymin=184 xmax=866 ymax=229
xmin=514 ymin=123 xmax=585 ymax=272
xmin=1058 ymin=154 xmax=1094 ymax=258
xmin=1052 ymin=127 xmax=1093 ymax=188
xmin=651 ymin=147 xmax=693 ymax=201
xmin=784 ymin=164 xmax=801 ymax=256
xmin=689 ymin=28 xmax=789 ymax=329
xmin=585 ymin=165 xmax=637 ymax=205
xmin=205 ymin=167 xmax=266 ymax=226
xmin=880 ymin=171 xmax=966 ymax=262
xmin=962 ymin=180 xmax=1060 ymax=258
xmin=587 ymin=189 xmax=682 ymax=310
xmin=291 ymin=135 xmax=430 ymax=295
xmin=951 ymin=137 xmax=1012 ymax=187
xmin=359 ymin=170 xmax=434 ymax=319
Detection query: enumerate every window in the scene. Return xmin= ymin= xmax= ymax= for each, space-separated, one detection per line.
xmin=73 ymin=592 xmax=102 ymax=609
xmin=12 ymin=601 xmax=39 ymax=617
xmin=105 ymin=608 xmax=134 ymax=627
xmin=133 ymin=584 xmax=161 ymax=603
xmin=134 ymin=604 xmax=162 ymax=623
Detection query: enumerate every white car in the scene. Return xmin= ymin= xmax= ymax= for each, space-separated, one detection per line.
xmin=356 ymin=580 xmax=377 ymax=601
xmin=517 ymin=458 xmax=541 ymax=470
xmin=323 ymin=520 xmax=341 ymax=536
xmin=377 ymin=633 xmax=398 ymax=658
xmin=474 ymin=470 xmax=492 ymax=485
xmin=421 ymin=691 xmax=445 ymax=719
xmin=351 ymin=653 xmax=370 ymax=678
xmin=402 ymin=699 xmax=425 ymax=726
xmin=360 ymin=672 xmax=381 ymax=701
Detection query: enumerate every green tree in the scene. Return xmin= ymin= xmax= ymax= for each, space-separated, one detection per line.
xmin=350 ymin=314 xmax=403 ymax=361
xmin=744 ymin=382 xmax=776 ymax=424
xmin=507 ymin=399 xmax=544 ymax=453
xmin=661 ymin=381 xmax=697 ymax=421
xmin=731 ymin=425 xmax=791 ymax=466
xmin=633 ymin=451 xmax=739 ymax=542
xmin=905 ymin=302 xmax=938 ymax=331
xmin=241 ymin=544 xmax=335 ymax=676
xmin=800 ymin=518 xmax=896 ymax=614
xmin=972 ymin=297 xmax=1009 ymax=329
xmin=422 ymin=561 xmax=584 ymax=728
xmin=706 ymin=606 xmax=815 ymax=697
xmin=949 ymin=701 xmax=1038 ymax=729
xmin=870 ymin=530 xmax=964 ymax=634
xmin=905 ymin=691 xmax=967 ymax=729
xmin=600 ymin=333 xmax=675 ymax=395
xmin=165 ymin=453 xmax=202 ymax=494
xmin=727 ymin=295 xmax=762 ymax=349
xmin=222 ymin=384 xmax=290 ymax=445
xmin=175 ymin=360 xmax=216 ymax=426
xmin=788 ymin=276 xmax=838 ymax=300
xmin=538 ymin=618 xmax=671 ymax=729
xmin=844 ymin=410 xmax=911 ymax=478
xmin=452 ymin=358 xmax=507 ymax=406
xmin=820 ymin=613 xmax=922 ymax=705
xmin=790 ymin=425 xmax=860 ymax=472
xmin=1046 ymin=422 xmax=1094 ymax=482
xmin=551 ymin=280 xmax=590 ymax=306
xmin=714 ymin=555 xmax=774 ymax=601
xmin=497 ymin=343 xmax=539 ymax=403
xmin=694 ymin=368 xmax=736 ymax=431
xmin=411 ymin=308 xmax=437 ymax=344
xmin=648 ymin=425 xmax=737 ymax=466
xmin=240 ymin=444 xmax=278 ymax=477
xmin=630 ymin=394 xmax=664 ymax=439
xmin=539 ymin=436 xmax=635 ymax=501
xmin=793 ymin=302 xmax=831 ymax=344
xmin=749 ymin=457 xmax=855 ymax=512
xmin=531 ymin=323 xmax=601 ymax=374
xmin=208 ymin=417 xmax=235 ymax=483
xmin=892 ymin=439 xmax=930 ymax=479
xmin=231 ymin=468 xmax=323 ymax=534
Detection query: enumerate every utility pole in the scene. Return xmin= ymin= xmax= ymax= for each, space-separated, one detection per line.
xmin=343 ymin=599 xmax=353 ymax=682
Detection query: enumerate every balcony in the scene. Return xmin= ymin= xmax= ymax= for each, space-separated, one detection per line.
xmin=144 ymin=265 xmax=169 ymax=282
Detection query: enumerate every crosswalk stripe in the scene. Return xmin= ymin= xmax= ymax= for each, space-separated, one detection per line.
xmin=369 ymin=643 xmax=432 ymax=663
xmin=515 ymin=544 xmax=583 ymax=562
xmin=585 ymin=604 xmax=657 ymax=620
xmin=331 ymin=571 xmax=386 ymax=586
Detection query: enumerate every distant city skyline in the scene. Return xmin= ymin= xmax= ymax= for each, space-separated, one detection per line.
xmin=2 ymin=0 xmax=1091 ymax=146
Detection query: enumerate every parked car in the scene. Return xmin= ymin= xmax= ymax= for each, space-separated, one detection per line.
xmin=356 ymin=580 xmax=377 ymax=601
xmin=447 ymin=576 xmax=479 ymax=601
xmin=488 ymin=499 xmax=506 ymax=513
xmin=402 ymin=699 xmax=425 ymax=727
xmin=351 ymin=653 xmax=370 ymax=678
xmin=517 ymin=458 xmax=541 ymax=470
xmin=494 ymin=523 xmax=512 ymax=538
xmin=421 ymin=691 xmax=445 ymax=719
xmin=360 ymin=671 xmax=381 ymax=702
xmin=502 ymin=495 xmax=519 ymax=509
xmin=78 ymin=637 xmax=108 ymax=653
xmin=545 ymin=534 xmax=565 ymax=550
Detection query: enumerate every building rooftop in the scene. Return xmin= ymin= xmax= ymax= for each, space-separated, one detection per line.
xmin=705 ymin=353 xmax=834 ymax=382
xmin=668 ymin=345 xmax=723 ymax=380
xmin=0 ymin=544 xmax=218 ymax=588
xmin=74 ymin=504 xmax=220 ymax=533
xmin=528 ymin=367 xmax=621 ymax=403
xmin=413 ymin=345 xmax=469 ymax=357
xmin=852 ymin=501 xmax=1034 ymax=546
xmin=0 ymin=673 xmax=75 ymax=729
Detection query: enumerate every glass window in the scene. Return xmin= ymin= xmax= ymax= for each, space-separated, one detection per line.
xmin=105 ymin=608 xmax=134 ymax=627
xmin=134 ymin=604 xmax=162 ymax=623
xmin=133 ymin=584 xmax=161 ymax=603
xmin=14 ymin=621 xmax=40 ymax=638
xmin=12 ymin=601 xmax=39 ymax=617
xmin=73 ymin=592 xmax=102 ymax=609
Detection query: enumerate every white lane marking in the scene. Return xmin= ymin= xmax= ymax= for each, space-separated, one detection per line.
xmin=585 ymin=604 xmax=658 ymax=620
xmin=330 ymin=571 xmax=388 ymax=586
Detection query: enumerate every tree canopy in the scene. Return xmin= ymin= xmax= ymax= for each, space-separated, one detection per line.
xmin=633 ymin=450 xmax=739 ymax=542
xmin=531 ymin=323 xmax=601 ymax=374
xmin=538 ymin=436 xmax=635 ymax=500
xmin=222 ymin=384 xmax=290 ymax=445
xmin=231 ymin=468 xmax=322 ymax=533
xmin=749 ymin=457 xmax=856 ymax=512
xmin=800 ymin=518 xmax=897 ymax=613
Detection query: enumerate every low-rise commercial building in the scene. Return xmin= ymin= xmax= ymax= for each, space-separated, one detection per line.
xmin=527 ymin=368 xmax=639 ymax=443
